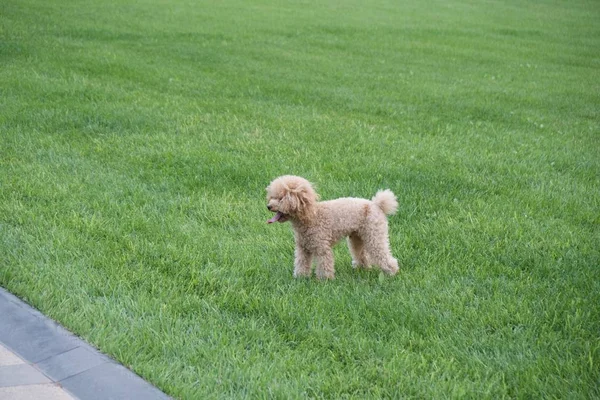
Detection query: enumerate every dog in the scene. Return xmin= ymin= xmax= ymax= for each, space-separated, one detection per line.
xmin=266 ymin=175 xmax=399 ymax=279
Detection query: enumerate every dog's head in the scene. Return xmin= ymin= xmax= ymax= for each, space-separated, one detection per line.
xmin=266 ymin=175 xmax=318 ymax=224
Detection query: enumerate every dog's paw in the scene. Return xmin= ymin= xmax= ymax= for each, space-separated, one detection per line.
xmin=384 ymin=259 xmax=400 ymax=275
xmin=352 ymin=260 xmax=371 ymax=270
xmin=315 ymin=272 xmax=335 ymax=280
xmin=293 ymin=270 xmax=312 ymax=278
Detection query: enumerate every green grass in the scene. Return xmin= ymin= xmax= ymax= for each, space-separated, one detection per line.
xmin=1 ymin=0 xmax=599 ymax=398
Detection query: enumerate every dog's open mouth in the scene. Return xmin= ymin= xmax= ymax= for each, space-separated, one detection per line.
xmin=267 ymin=211 xmax=289 ymax=224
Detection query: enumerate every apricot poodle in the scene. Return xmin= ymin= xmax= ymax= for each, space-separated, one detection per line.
xmin=266 ymin=175 xmax=399 ymax=279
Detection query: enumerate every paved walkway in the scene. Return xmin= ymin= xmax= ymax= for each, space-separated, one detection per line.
xmin=0 ymin=287 xmax=170 ymax=400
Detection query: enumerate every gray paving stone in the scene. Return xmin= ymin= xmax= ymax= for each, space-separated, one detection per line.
xmin=0 ymin=363 xmax=51 ymax=387
xmin=0 ymin=291 xmax=79 ymax=363
xmin=0 ymin=287 xmax=171 ymax=399
xmin=36 ymin=346 xmax=108 ymax=381
xmin=61 ymin=362 xmax=170 ymax=400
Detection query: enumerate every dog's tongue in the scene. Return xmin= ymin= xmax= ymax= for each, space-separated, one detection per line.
xmin=267 ymin=212 xmax=284 ymax=224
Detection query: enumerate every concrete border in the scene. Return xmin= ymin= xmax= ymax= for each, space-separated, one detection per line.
xmin=0 ymin=287 xmax=170 ymax=400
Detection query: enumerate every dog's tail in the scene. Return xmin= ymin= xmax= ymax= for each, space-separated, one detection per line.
xmin=372 ymin=189 xmax=398 ymax=215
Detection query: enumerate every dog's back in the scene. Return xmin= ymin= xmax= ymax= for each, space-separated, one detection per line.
xmin=317 ymin=197 xmax=389 ymax=243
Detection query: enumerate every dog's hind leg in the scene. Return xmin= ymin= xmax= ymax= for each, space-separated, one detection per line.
xmin=362 ymin=224 xmax=399 ymax=275
xmin=347 ymin=233 xmax=370 ymax=269
xmin=315 ymin=248 xmax=335 ymax=280
xmin=367 ymin=243 xmax=399 ymax=275
xmin=294 ymin=246 xmax=313 ymax=278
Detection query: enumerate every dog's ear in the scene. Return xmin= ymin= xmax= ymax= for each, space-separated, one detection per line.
xmin=281 ymin=181 xmax=317 ymax=215
xmin=294 ymin=182 xmax=318 ymax=207
xmin=280 ymin=190 xmax=299 ymax=214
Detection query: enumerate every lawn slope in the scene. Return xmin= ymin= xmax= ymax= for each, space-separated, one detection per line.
xmin=1 ymin=0 xmax=599 ymax=398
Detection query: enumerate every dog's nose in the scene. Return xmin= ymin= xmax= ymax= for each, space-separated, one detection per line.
xmin=267 ymin=205 xmax=272 ymax=211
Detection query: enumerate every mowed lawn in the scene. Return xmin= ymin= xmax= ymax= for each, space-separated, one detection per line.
xmin=1 ymin=0 xmax=599 ymax=398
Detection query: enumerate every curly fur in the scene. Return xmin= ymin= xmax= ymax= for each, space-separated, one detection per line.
xmin=266 ymin=175 xmax=399 ymax=279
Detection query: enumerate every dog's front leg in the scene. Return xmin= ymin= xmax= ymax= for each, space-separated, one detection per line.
xmin=315 ymin=249 xmax=335 ymax=280
xmin=294 ymin=246 xmax=313 ymax=278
